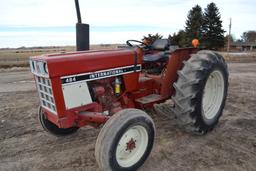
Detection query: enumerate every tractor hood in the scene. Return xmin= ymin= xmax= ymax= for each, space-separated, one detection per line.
xmin=30 ymin=49 xmax=142 ymax=78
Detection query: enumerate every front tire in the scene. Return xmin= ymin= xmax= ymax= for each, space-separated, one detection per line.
xmin=171 ymin=50 xmax=228 ymax=134
xmin=95 ymin=109 xmax=155 ymax=171
xmin=38 ymin=107 xmax=79 ymax=136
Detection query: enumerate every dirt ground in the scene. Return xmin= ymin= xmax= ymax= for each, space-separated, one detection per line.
xmin=0 ymin=62 xmax=256 ymax=171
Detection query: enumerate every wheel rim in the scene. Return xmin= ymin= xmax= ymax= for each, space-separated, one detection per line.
xmin=202 ymin=70 xmax=225 ymax=120
xmin=116 ymin=125 xmax=148 ymax=168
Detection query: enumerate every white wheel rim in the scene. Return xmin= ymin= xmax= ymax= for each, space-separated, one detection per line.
xmin=116 ymin=125 xmax=148 ymax=168
xmin=202 ymin=70 xmax=225 ymax=120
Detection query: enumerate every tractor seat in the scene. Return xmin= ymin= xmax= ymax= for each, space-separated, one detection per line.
xmin=150 ymin=39 xmax=170 ymax=51
xmin=143 ymin=39 xmax=170 ymax=63
xmin=143 ymin=52 xmax=169 ymax=62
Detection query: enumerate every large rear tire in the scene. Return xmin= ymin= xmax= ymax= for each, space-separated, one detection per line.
xmin=38 ymin=107 xmax=79 ymax=136
xmin=171 ymin=50 xmax=228 ymax=134
xmin=95 ymin=109 xmax=155 ymax=171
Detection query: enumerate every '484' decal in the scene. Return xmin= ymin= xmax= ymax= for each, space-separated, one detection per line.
xmin=65 ymin=77 xmax=76 ymax=83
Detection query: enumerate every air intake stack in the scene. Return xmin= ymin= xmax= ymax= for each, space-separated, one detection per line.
xmin=75 ymin=0 xmax=89 ymax=51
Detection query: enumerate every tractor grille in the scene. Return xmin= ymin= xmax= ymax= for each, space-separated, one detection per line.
xmin=35 ymin=76 xmax=56 ymax=114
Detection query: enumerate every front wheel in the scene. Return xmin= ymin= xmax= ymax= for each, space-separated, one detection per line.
xmin=38 ymin=107 xmax=79 ymax=136
xmin=95 ymin=109 xmax=155 ymax=171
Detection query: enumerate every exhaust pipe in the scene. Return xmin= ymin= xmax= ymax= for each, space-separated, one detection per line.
xmin=75 ymin=0 xmax=89 ymax=51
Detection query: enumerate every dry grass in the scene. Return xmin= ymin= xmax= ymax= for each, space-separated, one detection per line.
xmin=220 ymin=52 xmax=256 ymax=62
xmin=0 ymin=46 xmax=75 ymax=68
xmin=1 ymin=46 xmax=255 ymax=68
xmin=0 ymin=45 xmax=122 ymax=68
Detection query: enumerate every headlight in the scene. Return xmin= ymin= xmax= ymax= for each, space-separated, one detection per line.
xmin=37 ymin=61 xmax=44 ymax=74
xmin=31 ymin=60 xmax=48 ymax=76
xmin=43 ymin=62 xmax=48 ymax=74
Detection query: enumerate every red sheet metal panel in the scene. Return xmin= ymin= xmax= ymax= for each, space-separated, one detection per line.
xmin=31 ymin=49 xmax=141 ymax=78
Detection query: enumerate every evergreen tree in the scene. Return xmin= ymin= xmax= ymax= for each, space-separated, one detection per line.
xmin=142 ymin=33 xmax=163 ymax=45
xmin=202 ymin=3 xmax=225 ymax=49
xmin=168 ymin=30 xmax=187 ymax=47
xmin=185 ymin=5 xmax=203 ymax=46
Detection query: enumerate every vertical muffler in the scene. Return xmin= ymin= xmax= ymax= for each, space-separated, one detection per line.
xmin=75 ymin=0 xmax=89 ymax=51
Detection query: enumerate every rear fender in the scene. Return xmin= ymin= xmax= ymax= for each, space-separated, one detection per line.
xmin=160 ymin=48 xmax=198 ymax=98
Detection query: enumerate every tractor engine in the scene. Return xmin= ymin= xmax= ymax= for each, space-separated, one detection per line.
xmin=29 ymin=48 xmax=142 ymax=129
xmin=143 ymin=61 xmax=167 ymax=75
xmin=89 ymin=77 xmax=123 ymax=115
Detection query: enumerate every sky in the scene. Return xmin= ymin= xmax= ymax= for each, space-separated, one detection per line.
xmin=0 ymin=0 xmax=255 ymax=48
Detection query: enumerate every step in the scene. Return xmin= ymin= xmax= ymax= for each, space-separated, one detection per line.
xmin=135 ymin=94 xmax=163 ymax=105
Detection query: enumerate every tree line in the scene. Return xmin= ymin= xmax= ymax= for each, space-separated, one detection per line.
xmin=143 ymin=2 xmax=256 ymax=49
xmin=144 ymin=3 xmax=225 ymax=49
xmin=235 ymin=31 xmax=256 ymax=43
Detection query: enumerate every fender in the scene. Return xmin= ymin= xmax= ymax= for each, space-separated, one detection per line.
xmin=160 ymin=48 xmax=198 ymax=97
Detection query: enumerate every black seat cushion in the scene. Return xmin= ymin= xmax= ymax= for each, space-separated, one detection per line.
xmin=143 ymin=52 xmax=169 ymax=62
xmin=151 ymin=39 xmax=169 ymax=51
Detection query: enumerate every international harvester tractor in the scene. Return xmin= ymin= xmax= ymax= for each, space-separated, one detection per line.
xmin=29 ymin=1 xmax=229 ymax=170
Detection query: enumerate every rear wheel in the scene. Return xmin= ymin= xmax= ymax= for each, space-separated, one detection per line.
xmin=95 ymin=109 xmax=155 ymax=171
xmin=38 ymin=107 xmax=79 ymax=136
xmin=171 ymin=50 xmax=228 ymax=134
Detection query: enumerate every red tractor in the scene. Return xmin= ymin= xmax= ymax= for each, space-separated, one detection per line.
xmin=30 ymin=1 xmax=228 ymax=170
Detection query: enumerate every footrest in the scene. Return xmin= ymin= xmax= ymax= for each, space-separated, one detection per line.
xmin=135 ymin=94 xmax=163 ymax=105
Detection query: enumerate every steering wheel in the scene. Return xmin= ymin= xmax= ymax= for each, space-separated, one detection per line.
xmin=126 ymin=40 xmax=150 ymax=49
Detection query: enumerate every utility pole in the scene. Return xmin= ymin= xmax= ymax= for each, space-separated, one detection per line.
xmin=227 ymin=18 xmax=232 ymax=52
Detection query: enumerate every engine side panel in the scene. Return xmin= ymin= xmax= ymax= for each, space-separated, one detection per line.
xmin=62 ymin=81 xmax=92 ymax=110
